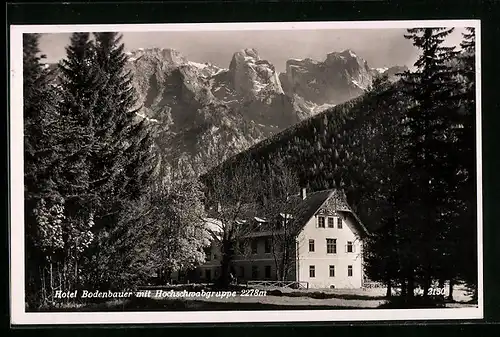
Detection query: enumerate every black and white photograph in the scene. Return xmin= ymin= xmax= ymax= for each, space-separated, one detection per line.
xmin=9 ymin=20 xmax=482 ymax=324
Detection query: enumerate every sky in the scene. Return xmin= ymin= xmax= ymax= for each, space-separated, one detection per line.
xmin=38 ymin=28 xmax=466 ymax=73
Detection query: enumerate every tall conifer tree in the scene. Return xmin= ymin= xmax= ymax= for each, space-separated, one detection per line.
xmin=455 ymin=27 xmax=477 ymax=298
xmin=23 ymin=33 xmax=63 ymax=307
xmin=88 ymin=32 xmax=158 ymax=287
xmin=56 ymin=32 xmax=103 ymax=291
xmin=90 ymin=32 xmax=156 ymax=224
xmin=399 ymin=28 xmax=462 ymax=297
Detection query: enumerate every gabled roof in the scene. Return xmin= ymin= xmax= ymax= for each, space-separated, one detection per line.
xmin=337 ymin=210 xmax=369 ymax=238
xmin=204 ymin=189 xmax=369 ymax=238
xmin=285 ymin=189 xmax=369 ymax=238
xmin=285 ymin=189 xmax=334 ymax=234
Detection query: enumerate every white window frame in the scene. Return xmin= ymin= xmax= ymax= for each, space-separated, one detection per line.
xmin=309 ymin=265 xmax=316 ymax=278
xmin=309 ymin=239 xmax=315 ymax=252
xmin=318 ymin=216 xmax=325 ymax=228
xmin=346 ymin=241 xmax=354 ymax=253
xmin=326 ymin=238 xmax=337 ymax=254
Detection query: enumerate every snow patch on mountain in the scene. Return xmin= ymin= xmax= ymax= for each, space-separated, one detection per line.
xmin=351 ymin=79 xmax=366 ymax=90
xmin=341 ymin=49 xmax=357 ymax=58
xmin=188 ymin=61 xmax=208 ymax=69
xmin=375 ymin=67 xmax=389 ymax=73
xmin=136 ymin=112 xmax=159 ymax=123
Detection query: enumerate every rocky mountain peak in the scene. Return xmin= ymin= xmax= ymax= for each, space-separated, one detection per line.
xmin=280 ymin=49 xmax=374 ymax=108
xmin=340 ymin=49 xmax=358 ymax=58
xmin=126 ymin=47 xmax=189 ymax=65
xmin=228 ymin=48 xmax=282 ymax=98
xmin=325 ymin=49 xmax=369 ymax=69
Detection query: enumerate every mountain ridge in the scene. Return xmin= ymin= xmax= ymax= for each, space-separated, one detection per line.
xmin=47 ymin=46 xmax=407 ymax=177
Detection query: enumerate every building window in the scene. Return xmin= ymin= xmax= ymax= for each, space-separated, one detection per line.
xmin=326 ymin=238 xmax=337 ymax=254
xmin=348 ymin=265 xmax=353 ymax=277
xmin=239 ymin=266 xmax=245 ymax=278
xmin=309 ymin=239 xmax=315 ymax=252
xmin=347 ymin=241 xmax=354 ymax=253
xmin=265 ymin=266 xmax=271 ymax=279
xmin=337 ymin=217 xmax=343 ymax=229
xmin=252 ymin=266 xmax=258 ymax=279
xmin=205 ymin=248 xmax=211 ymax=261
xmin=329 ymin=265 xmax=335 ymax=277
xmin=251 ymin=240 xmax=258 ymax=254
xmin=318 ymin=216 xmax=325 ymax=228
xmin=309 ymin=265 xmax=315 ymax=278
xmin=265 ymin=238 xmax=271 ymax=253
xmin=328 ymin=217 xmax=334 ymax=228
xmin=213 ymin=254 xmax=217 ymax=260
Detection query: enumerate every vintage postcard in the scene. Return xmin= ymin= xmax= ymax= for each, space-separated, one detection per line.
xmin=9 ymin=20 xmax=483 ymax=325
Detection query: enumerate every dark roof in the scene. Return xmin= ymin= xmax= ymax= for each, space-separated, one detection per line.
xmin=286 ymin=189 xmax=369 ymax=237
xmin=337 ymin=210 xmax=369 ymax=237
xmin=205 ymin=189 xmax=369 ymax=238
xmin=285 ymin=189 xmax=334 ymax=234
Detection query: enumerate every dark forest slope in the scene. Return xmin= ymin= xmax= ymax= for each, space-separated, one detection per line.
xmin=203 ymin=77 xmax=411 ymax=231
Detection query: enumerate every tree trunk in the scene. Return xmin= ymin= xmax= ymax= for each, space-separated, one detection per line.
xmin=40 ymin=266 xmax=46 ymax=306
xmin=280 ymin=251 xmax=286 ymax=281
xmin=400 ymin=277 xmax=407 ymax=297
xmin=74 ymin=256 xmax=78 ymax=291
xmin=164 ymin=268 xmax=172 ymax=284
xmin=220 ymin=255 xmax=231 ymax=288
xmin=407 ymin=277 xmax=414 ymax=298
xmin=423 ymin=273 xmax=431 ymax=299
xmin=386 ymin=278 xmax=392 ymax=297
xmin=219 ymin=240 xmax=233 ymax=288
xmin=58 ymin=262 xmax=63 ymax=304
xmin=157 ymin=268 xmax=163 ymax=285
xmin=49 ymin=262 xmax=54 ymax=304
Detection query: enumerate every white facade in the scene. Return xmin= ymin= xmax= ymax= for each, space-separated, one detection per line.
xmin=296 ymin=213 xmax=363 ymax=288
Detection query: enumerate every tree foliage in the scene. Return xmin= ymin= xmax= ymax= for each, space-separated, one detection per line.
xmin=24 ymin=32 xmax=201 ymax=308
xmin=256 ymin=157 xmax=302 ymax=281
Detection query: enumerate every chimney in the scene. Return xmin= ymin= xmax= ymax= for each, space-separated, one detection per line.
xmin=301 ymin=188 xmax=307 ymax=200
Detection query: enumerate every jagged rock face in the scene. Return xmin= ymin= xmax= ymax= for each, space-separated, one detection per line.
xmin=123 ymin=47 xmax=407 ymax=176
xmin=126 ymin=48 xmax=299 ymax=176
xmin=228 ymin=48 xmax=284 ymax=98
xmin=49 ymin=47 xmax=405 ymax=177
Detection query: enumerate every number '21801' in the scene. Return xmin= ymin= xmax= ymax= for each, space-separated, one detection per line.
xmin=415 ymin=287 xmax=447 ymax=296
